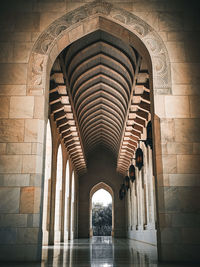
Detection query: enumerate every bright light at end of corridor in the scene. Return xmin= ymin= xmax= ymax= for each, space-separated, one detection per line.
xmin=92 ymin=189 xmax=112 ymax=206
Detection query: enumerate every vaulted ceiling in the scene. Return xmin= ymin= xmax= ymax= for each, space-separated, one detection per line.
xmin=49 ymin=30 xmax=151 ymax=175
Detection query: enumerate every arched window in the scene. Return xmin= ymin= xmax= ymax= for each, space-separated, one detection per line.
xmin=92 ymin=189 xmax=112 ymax=236
xmin=54 ymin=144 xmax=63 ymax=243
xmin=42 ymin=120 xmax=52 ymax=245
xmin=90 ymin=182 xmax=114 ymax=237
xmin=70 ymin=171 xmax=75 ymax=239
xmin=64 ymin=160 xmax=69 ymax=241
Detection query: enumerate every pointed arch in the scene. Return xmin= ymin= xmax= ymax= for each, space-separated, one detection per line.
xmin=42 ymin=120 xmax=52 ymax=245
xmin=28 ymin=0 xmax=171 ymax=97
xmin=90 ymin=182 xmax=114 ymax=237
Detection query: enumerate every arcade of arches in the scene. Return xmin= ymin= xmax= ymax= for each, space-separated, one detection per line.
xmin=0 ymin=0 xmax=200 ymax=265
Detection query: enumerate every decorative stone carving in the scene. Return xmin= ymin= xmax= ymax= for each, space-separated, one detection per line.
xmin=143 ymin=31 xmax=171 ymax=91
xmin=31 ymin=54 xmax=44 ymax=86
xmin=30 ymin=0 xmax=171 ymax=93
xmin=27 ymin=52 xmax=48 ymax=95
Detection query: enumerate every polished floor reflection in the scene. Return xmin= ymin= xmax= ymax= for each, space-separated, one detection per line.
xmin=3 ymin=237 xmax=194 ymax=266
xmin=41 ymin=236 xmax=158 ymax=267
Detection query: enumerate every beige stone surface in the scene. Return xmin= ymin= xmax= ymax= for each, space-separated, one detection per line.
xmin=22 ymin=155 xmax=43 ymax=174
xmin=6 ymin=143 xmax=32 ymax=155
xmin=0 ymin=155 xmax=22 ymax=173
xmin=0 ymin=85 xmax=26 ymax=96
xmin=193 ymin=143 xmax=200 ymax=154
xmin=57 ymin=33 xmax=70 ymax=54
xmin=0 ymin=97 xmax=9 ymax=118
xmin=31 ymin=32 xmax=40 ymax=43
xmin=160 ymin=119 xmax=175 ymax=143
xmin=34 ymin=96 xmax=45 ymax=119
xmin=83 ymin=17 xmax=100 ymax=35
xmin=9 ymin=96 xmax=34 ymax=119
xmin=133 ymin=11 xmax=159 ymax=31
xmin=13 ymin=42 xmax=33 ymax=63
xmin=166 ymin=42 xmax=186 ymax=62
xmin=0 ymin=119 xmax=24 ymax=142
xmin=20 ymin=187 xmax=35 ymax=213
xmin=0 ymin=174 xmax=30 ymax=187
xmin=0 ymin=143 xmax=6 ymax=154
xmin=185 ymin=41 xmax=200 ymax=62
xmin=165 ymin=96 xmax=190 ymax=118
xmin=166 ymin=142 xmax=193 ymax=155
xmin=154 ymin=95 xmax=165 ymax=118
xmin=33 ymin=1 xmax=66 ymax=12
xmin=171 ymin=63 xmax=200 ymax=84
xmin=169 ymin=174 xmax=200 ymax=187
xmin=15 ymin=13 xmax=40 ymax=32
xmin=69 ymin=25 xmax=84 ymax=43
xmin=27 ymin=214 xmax=40 ymax=227
xmin=162 ymin=155 xmax=177 ymax=174
xmin=175 ymin=119 xmax=200 ymax=142
xmin=24 ymin=119 xmax=44 ymax=143
xmin=16 ymin=228 xmax=40 ymax=244
xmin=0 ymin=32 xmax=32 ymax=42
xmin=40 ymin=12 xmax=64 ymax=31
xmin=172 ymin=84 xmax=200 ymax=96
xmin=177 ymin=155 xmax=200 ymax=174
xmin=66 ymin=2 xmax=84 ymax=13
xmin=29 ymin=174 xmax=42 ymax=187
xmin=178 ymin=187 xmax=200 ymax=213
xmin=0 ymin=214 xmax=27 ymax=227
xmin=0 ymin=188 xmax=20 ymax=213
xmin=158 ymin=12 xmax=183 ymax=31
xmin=0 ymin=43 xmax=13 ymax=63
xmin=49 ymin=44 xmax=59 ymax=66
xmin=189 ymin=96 xmax=200 ymax=118
xmin=0 ymin=63 xmax=27 ymax=85
xmin=31 ymin=143 xmax=43 ymax=156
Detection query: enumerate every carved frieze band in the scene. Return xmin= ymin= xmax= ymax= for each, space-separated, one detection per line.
xmin=29 ymin=0 xmax=171 ymax=95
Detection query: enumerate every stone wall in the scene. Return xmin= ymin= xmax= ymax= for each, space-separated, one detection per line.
xmin=0 ymin=0 xmax=199 ymax=262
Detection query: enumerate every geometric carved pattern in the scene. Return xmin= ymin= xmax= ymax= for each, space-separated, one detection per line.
xmin=63 ymin=30 xmax=137 ymax=157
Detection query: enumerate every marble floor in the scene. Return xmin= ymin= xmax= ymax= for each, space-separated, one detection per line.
xmin=2 ymin=237 xmax=196 ymax=267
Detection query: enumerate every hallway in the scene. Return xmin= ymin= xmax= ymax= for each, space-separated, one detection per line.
xmin=0 ymin=0 xmax=200 ymax=264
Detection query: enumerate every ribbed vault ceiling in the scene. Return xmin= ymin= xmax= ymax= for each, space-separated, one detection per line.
xmin=64 ymin=30 xmax=137 ymax=156
xmin=49 ymin=30 xmax=150 ymax=175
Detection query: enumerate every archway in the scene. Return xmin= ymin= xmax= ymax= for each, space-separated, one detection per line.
xmin=90 ymin=182 xmax=114 ymax=237
xmin=42 ymin=120 xmax=52 ymax=245
xmin=54 ymin=144 xmax=63 ymax=243
xmin=70 ymin=171 xmax=75 ymax=240
xmin=27 ymin=0 xmax=172 ymax=261
xmin=92 ymin=189 xmax=112 ymax=236
xmin=64 ymin=160 xmax=70 ymax=242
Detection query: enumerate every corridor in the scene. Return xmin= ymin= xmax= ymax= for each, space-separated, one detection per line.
xmin=0 ymin=0 xmax=200 ymax=264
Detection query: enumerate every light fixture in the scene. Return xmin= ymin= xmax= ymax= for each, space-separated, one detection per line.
xmin=145 ymin=121 xmax=153 ymax=149
xmin=136 ymin=147 xmax=143 ymax=171
xmin=119 ymin=184 xmax=126 ymax=200
xmin=124 ymin=176 xmax=130 ymax=190
xmin=129 ymin=164 xmax=136 ymax=182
